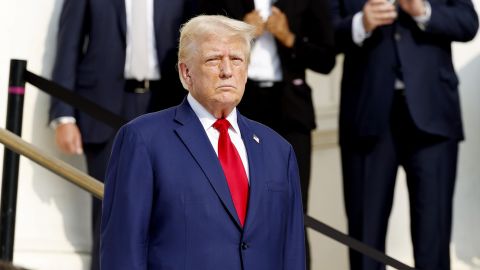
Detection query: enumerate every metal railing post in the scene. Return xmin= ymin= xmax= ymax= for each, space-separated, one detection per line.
xmin=0 ymin=59 xmax=27 ymax=261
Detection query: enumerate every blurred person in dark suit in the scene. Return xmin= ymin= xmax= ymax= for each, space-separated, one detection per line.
xmin=199 ymin=1 xmax=336 ymax=267
xmin=330 ymin=0 xmax=478 ymax=267
xmin=49 ymin=1 xmax=196 ymax=269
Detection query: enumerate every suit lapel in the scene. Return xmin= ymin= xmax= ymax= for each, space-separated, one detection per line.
xmin=237 ymin=114 xmax=266 ymax=230
xmin=113 ymin=0 xmax=127 ymax=44
xmin=174 ymin=100 xmax=242 ymax=228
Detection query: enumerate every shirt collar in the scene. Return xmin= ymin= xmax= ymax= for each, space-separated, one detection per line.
xmin=187 ymin=93 xmax=241 ymax=134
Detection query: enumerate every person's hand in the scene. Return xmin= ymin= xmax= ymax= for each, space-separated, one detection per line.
xmin=266 ymin=7 xmax=295 ymax=48
xmin=244 ymin=10 xmax=265 ymax=38
xmin=55 ymin=123 xmax=83 ymax=155
xmin=397 ymin=0 xmax=426 ymax=17
xmin=362 ymin=0 xmax=398 ymax=32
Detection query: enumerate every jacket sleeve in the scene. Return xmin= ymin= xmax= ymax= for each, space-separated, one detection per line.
xmin=280 ymin=0 xmax=336 ymax=74
xmin=283 ymin=146 xmax=307 ymax=270
xmin=101 ymin=125 xmax=154 ymax=270
xmin=329 ymin=0 xmax=359 ymax=53
xmin=49 ymin=0 xmax=88 ymax=122
xmin=425 ymin=0 xmax=479 ymax=42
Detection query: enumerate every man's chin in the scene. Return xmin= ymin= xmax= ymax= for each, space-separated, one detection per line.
xmin=213 ymin=97 xmax=240 ymax=109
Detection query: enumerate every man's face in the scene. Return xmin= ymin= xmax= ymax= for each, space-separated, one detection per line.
xmin=180 ymin=34 xmax=248 ymax=117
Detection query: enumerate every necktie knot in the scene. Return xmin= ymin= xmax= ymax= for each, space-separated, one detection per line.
xmin=213 ymin=118 xmax=231 ymax=134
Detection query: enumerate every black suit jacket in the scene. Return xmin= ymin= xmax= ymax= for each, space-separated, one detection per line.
xmin=50 ymin=0 xmax=196 ymax=143
xmin=200 ymin=0 xmax=336 ymax=131
xmin=330 ymin=0 xmax=478 ymax=145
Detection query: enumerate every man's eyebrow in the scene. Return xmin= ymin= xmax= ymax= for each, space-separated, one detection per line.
xmin=203 ymin=52 xmax=222 ymax=58
xmin=230 ymin=53 xmax=244 ymax=58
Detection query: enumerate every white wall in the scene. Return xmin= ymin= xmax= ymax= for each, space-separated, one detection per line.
xmin=0 ymin=1 xmax=479 ymax=269
xmin=0 ymin=0 xmax=91 ymax=269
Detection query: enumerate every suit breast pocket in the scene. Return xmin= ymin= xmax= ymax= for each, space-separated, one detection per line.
xmin=263 ymin=181 xmax=290 ymax=236
xmin=266 ymin=181 xmax=288 ymax=192
xmin=265 ymin=181 xmax=289 ymax=211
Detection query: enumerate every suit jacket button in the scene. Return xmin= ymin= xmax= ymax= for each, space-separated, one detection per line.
xmin=394 ymin=32 xmax=401 ymax=41
xmin=241 ymin=242 xmax=249 ymax=250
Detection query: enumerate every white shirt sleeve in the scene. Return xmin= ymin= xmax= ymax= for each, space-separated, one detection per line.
xmin=352 ymin=12 xmax=372 ymax=46
xmin=50 ymin=116 xmax=76 ymax=129
xmin=412 ymin=1 xmax=432 ymax=30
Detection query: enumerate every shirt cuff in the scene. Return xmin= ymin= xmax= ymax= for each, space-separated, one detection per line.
xmin=352 ymin=12 xmax=372 ymax=46
xmin=413 ymin=1 xmax=431 ymax=30
xmin=50 ymin=116 xmax=76 ymax=129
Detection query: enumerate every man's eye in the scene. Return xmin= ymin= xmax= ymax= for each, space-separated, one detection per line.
xmin=232 ymin=58 xmax=243 ymax=65
xmin=206 ymin=59 xmax=220 ymax=65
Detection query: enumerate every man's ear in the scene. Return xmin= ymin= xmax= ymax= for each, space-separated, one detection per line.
xmin=179 ymin=62 xmax=191 ymax=85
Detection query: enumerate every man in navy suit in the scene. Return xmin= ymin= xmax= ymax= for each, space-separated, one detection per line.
xmin=101 ymin=15 xmax=306 ymax=270
xmin=49 ymin=1 xmax=195 ymax=269
xmin=330 ymin=0 xmax=478 ymax=268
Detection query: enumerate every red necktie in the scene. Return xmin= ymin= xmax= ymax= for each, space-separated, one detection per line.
xmin=213 ymin=118 xmax=249 ymax=227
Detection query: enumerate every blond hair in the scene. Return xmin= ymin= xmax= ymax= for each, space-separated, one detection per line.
xmin=177 ymin=15 xmax=256 ymax=89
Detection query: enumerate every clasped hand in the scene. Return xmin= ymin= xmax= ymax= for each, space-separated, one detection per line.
xmin=363 ymin=0 xmax=426 ymax=32
xmin=243 ymin=7 xmax=295 ymax=48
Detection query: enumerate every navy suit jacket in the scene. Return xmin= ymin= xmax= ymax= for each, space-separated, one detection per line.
xmin=50 ymin=0 xmax=196 ymax=143
xmin=101 ymin=99 xmax=306 ymax=270
xmin=330 ymin=0 xmax=478 ymax=144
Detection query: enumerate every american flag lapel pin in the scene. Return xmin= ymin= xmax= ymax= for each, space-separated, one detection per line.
xmin=253 ymin=134 xmax=260 ymax=143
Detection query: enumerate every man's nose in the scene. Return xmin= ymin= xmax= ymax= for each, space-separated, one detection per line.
xmin=219 ymin=59 xmax=233 ymax=78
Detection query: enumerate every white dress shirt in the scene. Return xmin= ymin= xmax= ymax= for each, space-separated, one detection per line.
xmin=187 ymin=94 xmax=250 ymax=181
xmin=248 ymin=0 xmax=283 ymax=82
xmin=124 ymin=0 xmax=161 ymax=80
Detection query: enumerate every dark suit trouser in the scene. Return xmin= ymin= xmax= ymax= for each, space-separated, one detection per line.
xmin=341 ymin=91 xmax=458 ymax=270
xmin=84 ymin=140 xmax=113 ymax=270
xmin=238 ymin=80 xmax=312 ymax=269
